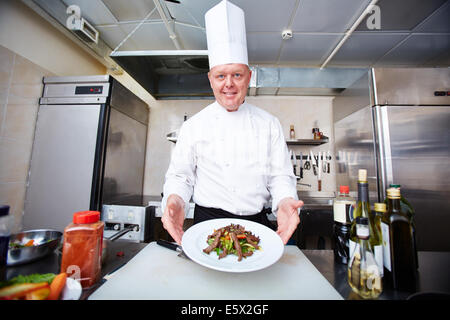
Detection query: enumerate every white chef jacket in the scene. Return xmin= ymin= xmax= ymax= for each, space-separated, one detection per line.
xmin=161 ymin=101 xmax=297 ymax=217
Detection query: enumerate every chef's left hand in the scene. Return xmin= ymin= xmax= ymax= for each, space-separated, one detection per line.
xmin=276 ymin=197 xmax=303 ymax=244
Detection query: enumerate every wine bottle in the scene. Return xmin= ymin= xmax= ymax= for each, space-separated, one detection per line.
xmin=348 ymin=217 xmax=382 ymax=299
xmin=381 ymin=188 xmax=417 ymax=291
xmin=372 ymin=203 xmax=386 ymax=276
xmin=333 ymin=185 xmax=355 ymax=264
xmin=384 ymin=184 xmax=418 ymax=269
xmin=349 ymin=169 xmax=383 ymax=276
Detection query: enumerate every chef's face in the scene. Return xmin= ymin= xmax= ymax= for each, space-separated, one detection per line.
xmin=208 ymin=63 xmax=252 ymax=112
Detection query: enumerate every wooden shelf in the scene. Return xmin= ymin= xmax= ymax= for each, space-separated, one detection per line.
xmin=286 ymin=137 xmax=329 ymax=146
xmin=167 ymin=134 xmax=329 ymax=146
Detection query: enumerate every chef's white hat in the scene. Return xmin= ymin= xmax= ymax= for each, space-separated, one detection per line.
xmin=205 ymin=0 xmax=248 ymax=69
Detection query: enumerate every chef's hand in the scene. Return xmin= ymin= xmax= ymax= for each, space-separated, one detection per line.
xmin=161 ymin=194 xmax=185 ymax=245
xmin=276 ymin=197 xmax=303 ymax=245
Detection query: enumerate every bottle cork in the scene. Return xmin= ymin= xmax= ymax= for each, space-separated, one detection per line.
xmin=358 ymin=169 xmax=367 ymax=182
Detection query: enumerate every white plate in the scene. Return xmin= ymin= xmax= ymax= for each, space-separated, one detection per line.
xmin=60 ymin=277 xmax=82 ymax=300
xmin=181 ymin=218 xmax=284 ymax=273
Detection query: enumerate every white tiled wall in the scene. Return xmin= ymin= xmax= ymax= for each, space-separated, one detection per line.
xmin=143 ymin=96 xmax=336 ymax=198
xmin=0 ymin=45 xmax=54 ymax=232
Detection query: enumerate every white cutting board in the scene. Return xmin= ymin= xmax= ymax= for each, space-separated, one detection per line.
xmin=89 ymin=242 xmax=343 ymax=300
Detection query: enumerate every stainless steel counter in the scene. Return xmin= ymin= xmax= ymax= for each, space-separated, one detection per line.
xmin=302 ymin=249 xmax=450 ymax=300
xmin=4 ymin=240 xmax=449 ymax=300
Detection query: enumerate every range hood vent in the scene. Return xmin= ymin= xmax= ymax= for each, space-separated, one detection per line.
xmin=110 ymin=50 xmax=368 ymax=100
xmin=110 ymin=50 xmax=212 ymax=100
xmin=249 ymin=67 xmax=368 ymax=97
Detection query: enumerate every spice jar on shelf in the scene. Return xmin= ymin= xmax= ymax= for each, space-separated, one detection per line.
xmin=61 ymin=211 xmax=104 ymax=288
xmin=312 ymin=127 xmax=320 ymax=140
xmin=289 ymin=125 xmax=296 ymax=139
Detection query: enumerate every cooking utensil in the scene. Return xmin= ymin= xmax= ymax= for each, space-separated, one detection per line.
xmin=326 ymin=151 xmax=331 ymax=173
xmin=298 ymin=182 xmax=311 ymax=187
xmin=304 ymin=153 xmax=311 ymax=170
xmin=299 ymin=151 xmax=303 ymax=179
xmin=317 ymin=151 xmax=322 ymax=191
xmin=311 ymin=151 xmax=318 ymax=176
xmin=290 ymin=149 xmax=297 ymax=176
xmin=7 ymin=229 xmax=62 ymax=266
xmin=156 ymin=239 xmax=190 ymax=260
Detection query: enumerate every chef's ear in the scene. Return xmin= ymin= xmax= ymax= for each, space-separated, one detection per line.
xmin=246 ymin=66 xmax=252 ymax=85
xmin=207 ymin=70 xmax=213 ymax=87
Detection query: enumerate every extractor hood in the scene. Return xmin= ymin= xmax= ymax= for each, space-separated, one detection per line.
xmin=110 ymin=50 xmax=212 ymax=100
xmin=110 ymin=50 xmax=368 ymax=100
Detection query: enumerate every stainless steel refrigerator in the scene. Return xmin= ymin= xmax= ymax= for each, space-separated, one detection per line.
xmin=23 ymin=75 xmax=149 ymax=232
xmin=333 ymin=68 xmax=450 ymax=251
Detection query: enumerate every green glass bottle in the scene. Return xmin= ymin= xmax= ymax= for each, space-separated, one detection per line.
xmin=384 ymin=184 xmax=418 ymax=269
xmin=381 ymin=188 xmax=417 ymax=291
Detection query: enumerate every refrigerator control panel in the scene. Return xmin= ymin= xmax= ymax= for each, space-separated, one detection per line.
xmin=75 ymin=85 xmax=103 ymax=95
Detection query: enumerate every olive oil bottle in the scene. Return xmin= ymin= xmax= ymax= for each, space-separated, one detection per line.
xmin=381 ymin=188 xmax=417 ymax=291
xmin=349 ymin=169 xmax=383 ymax=276
xmin=384 ymin=184 xmax=418 ymax=269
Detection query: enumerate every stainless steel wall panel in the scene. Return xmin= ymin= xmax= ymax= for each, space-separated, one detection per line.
xmin=371 ymin=68 xmax=450 ymax=105
xmin=109 ymin=79 xmax=149 ymax=125
xmin=334 ymin=106 xmax=379 ymax=204
xmin=374 ymin=105 xmax=450 ymax=251
xmin=102 ymin=107 xmax=148 ymax=203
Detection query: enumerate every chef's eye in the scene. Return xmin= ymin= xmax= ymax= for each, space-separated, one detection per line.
xmin=234 ymin=73 xmax=241 ymax=78
xmin=217 ymin=74 xmax=225 ymax=79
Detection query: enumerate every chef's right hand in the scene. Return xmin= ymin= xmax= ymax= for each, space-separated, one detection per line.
xmin=161 ymin=194 xmax=185 ymax=245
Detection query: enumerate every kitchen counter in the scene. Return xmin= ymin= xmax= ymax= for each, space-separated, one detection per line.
xmin=303 ymin=250 xmax=450 ymax=300
xmin=4 ymin=240 xmax=148 ymax=300
xmin=4 ymin=241 xmax=450 ymax=300
xmin=88 ymin=242 xmax=343 ymax=300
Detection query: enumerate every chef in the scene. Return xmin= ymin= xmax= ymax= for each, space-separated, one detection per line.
xmin=161 ymin=0 xmax=303 ymax=245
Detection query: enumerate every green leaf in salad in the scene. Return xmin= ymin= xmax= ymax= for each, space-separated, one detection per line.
xmin=0 ymin=273 xmax=56 ymax=289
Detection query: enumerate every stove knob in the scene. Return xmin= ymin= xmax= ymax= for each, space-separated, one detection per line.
xmin=108 ymin=209 xmax=114 ymax=220
xmin=113 ymin=223 xmax=120 ymax=231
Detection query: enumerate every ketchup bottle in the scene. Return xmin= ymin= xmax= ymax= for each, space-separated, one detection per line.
xmin=61 ymin=211 xmax=104 ymax=288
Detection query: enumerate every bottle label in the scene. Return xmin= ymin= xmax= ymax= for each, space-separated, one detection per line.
xmin=349 ymin=240 xmax=383 ymax=276
xmin=348 ymin=240 xmax=359 ymax=266
xmin=374 ymin=245 xmax=383 ymax=277
xmin=349 ymin=239 xmax=356 ymax=262
xmin=333 ymin=201 xmax=354 ymax=224
xmin=381 ymin=222 xmax=391 ymax=271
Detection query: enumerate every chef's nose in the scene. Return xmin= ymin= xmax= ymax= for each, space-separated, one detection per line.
xmin=225 ymin=75 xmax=233 ymax=87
